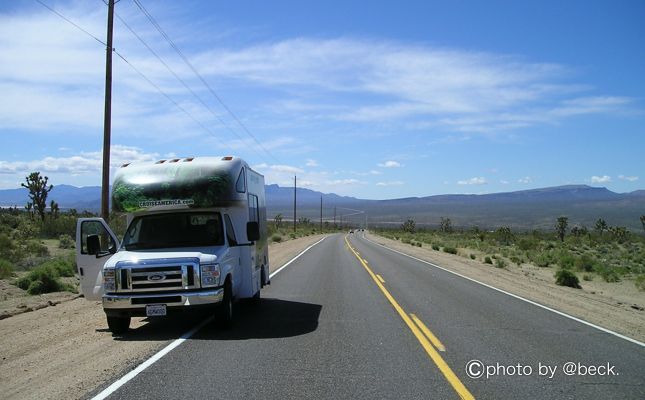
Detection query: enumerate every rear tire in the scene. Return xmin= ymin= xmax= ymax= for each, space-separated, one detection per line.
xmin=217 ymin=279 xmax=233 ymax=328
xmin=107 ymin=316 xmax=130 ymax=334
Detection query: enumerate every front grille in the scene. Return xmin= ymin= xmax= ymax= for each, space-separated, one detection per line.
xmin=115 ymin=258 xmax=200 ymax=293
xmin=131 ymin=296 xmax=182 ymax=305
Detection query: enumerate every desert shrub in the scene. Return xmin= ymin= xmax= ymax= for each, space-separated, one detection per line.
xmin=415 ymin=242 xmax=422 ymax=247
xmin=289 ymin=233 xmax=296 ymax=239
xmin=470 ymin=254 xmax=476 ymax=260
xmin=635 ymin=275 xmax=645 ymax=291
xmin=484 ymin=256 xmax=493 ymax=264
xmin=401 ymin=237 xmax=412 ymax=244
xmin=58 ymin=234 xmax=75 ymax=249
xmin=40 ymin=257 xmax=75 ymax=277
xmin=40 ymin=215 xmax=77 ymax=238
xmin=518 ymin=238 xmax=538 ymax=251
xmin=23 ymin=240 xmax=49 ymax=258
xmin=16 ymin=265 xmax=72 ymax=294
xmin=555 ymin=269 xmax=581 ymax=289
xmin=582 ymin=274 xmax=593 ymax=281
xmin=599 ymin=268 xmax=621 ymax=283
xmin=574 ymin=254 xmax=596 ymax=272
xmin=0 ymin=259 xmax=14 ymax=279
xmin=534 ymin=253 xmax=552 ymax=268
xmin=510 ymin=255 xmax=522 ymax=266
xmin=432 ymin=244 xmax=440 ymax=251
xmin=495 ymin=259 xmax=507 ymax=269
xmin=443 ymin=246 xmax=457 ymax=255
xmin=557 ymin=251 xmax=576 ymax=269
xmin=271 ymin=235 xmax=282 ymax=243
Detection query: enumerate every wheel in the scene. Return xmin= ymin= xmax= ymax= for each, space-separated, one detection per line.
xmin=251 ymin=286 xmax=261 ymax=306
xmin=107 ymin=316 xmax=130 ymax=334
xmin=217 ymin=279 xmax=233 ymax=328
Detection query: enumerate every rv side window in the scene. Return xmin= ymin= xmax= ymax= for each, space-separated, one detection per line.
xmin=236 ymin=168 xmax=246 ymax=193
xmin=248 ymin=194 xmax=259 ymax=222
xmin=224 ymin=214 xmax=237 ymax=246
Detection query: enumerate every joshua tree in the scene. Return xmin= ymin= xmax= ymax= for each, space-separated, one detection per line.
xmin=555 ymin=216 xmax=568 ymax=242
xmin=21 ymin=172 xmax=53 ymax=221
xmin=401 ymin=218 xmax=416 ymax=233
xmin=273 ymin=213 xmax=283 ymax=229
xmin=49 ymin=200 xmax=60 ymax=219
xmin=439 ymin=217 xmax=453 ymax=233
xmin=640 ymin=215 xmax=645 ymax=234
xmin=594 ymin=218 xmax=608 ymax=237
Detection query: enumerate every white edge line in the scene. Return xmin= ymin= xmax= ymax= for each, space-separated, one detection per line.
xmin=92 ymin=234 xmax=329 ymax=400
xmin=361 ymin=234 xmax=645 ymax=348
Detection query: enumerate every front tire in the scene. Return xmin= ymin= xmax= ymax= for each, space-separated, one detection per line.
xmin=107 ymin=316 xmax=130 ymax=334
xmin=217 ymin=279 xmax=233 ymax=328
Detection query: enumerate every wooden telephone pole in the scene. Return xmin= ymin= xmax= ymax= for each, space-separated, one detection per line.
xmin=101 ymin=0 xmax=115 ymax=221
xmin=293 ymin=175 xmax=297 ymax=233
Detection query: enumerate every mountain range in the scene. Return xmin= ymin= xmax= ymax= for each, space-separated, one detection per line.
xmin=1 ymin=184 xmax=644 ymax=231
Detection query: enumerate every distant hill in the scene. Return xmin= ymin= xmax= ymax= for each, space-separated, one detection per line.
xmin=1 ymin=184 xmax=643 ymax=231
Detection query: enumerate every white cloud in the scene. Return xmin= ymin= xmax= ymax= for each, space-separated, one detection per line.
xmin=376 ymin=181 xmax=404 ymax=186
xmin=377 ymin=160 xmax=402 ymax=168
xmin=457 ymin=177 xmax=487 ymax=185
xmin=305 ymin=159 xmax=319 ymax=167
xmin=518 ymin=176 xmax=532 ymax=184
xmin=354 ymin=170 xmax=382 ymax=176
xmin=0 ymin=145 xmax=159 ymax=176
xmin=500 ymin=180 xmax=510 ymax=184
xmin=591 ymin=175 xmax=611 ymax=183
xmin=327 ymin=179 xmax=366 ymax=186
xmin=618 ymin=175 xmax=638 ymax=182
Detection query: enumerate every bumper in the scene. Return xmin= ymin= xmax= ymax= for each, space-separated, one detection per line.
xmin=102 ymin=288 xmax=224 ymax=317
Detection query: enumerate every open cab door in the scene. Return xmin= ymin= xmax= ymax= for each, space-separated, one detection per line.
xmin=75 ymin=218 xmax=119 ymax=301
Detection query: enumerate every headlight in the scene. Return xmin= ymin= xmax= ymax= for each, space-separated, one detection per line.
xmin=103 ymin=268 xmax=116 ymax=292
xmin=200 ymin=264 xmax=220 ymax=287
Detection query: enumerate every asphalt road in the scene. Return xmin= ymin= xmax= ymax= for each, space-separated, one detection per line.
xmin=91 ymin=233 xmax=645 ymax=399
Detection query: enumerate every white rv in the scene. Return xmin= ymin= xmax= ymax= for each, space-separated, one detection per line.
xmin=75 ymin=156 xmax=269 ymax=333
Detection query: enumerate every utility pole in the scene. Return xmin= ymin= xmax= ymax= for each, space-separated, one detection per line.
xmin=333 ymin=206 xmax=336 ymax=228
xmin=101 ymin=0 xmax=115 ymax=221
xmin=320 ymin=195 xmax=323 ymax=232
xmin=293 ymin=175 xmax=297 ymax=233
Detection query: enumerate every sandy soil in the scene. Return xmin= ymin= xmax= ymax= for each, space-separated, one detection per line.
xmin=0 ymin=234 xmax=326 ymax=400
xmin=366 ymin=232 xmax=645 ymax=343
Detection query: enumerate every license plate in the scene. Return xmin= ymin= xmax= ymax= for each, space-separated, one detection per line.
xmin=146 ymin=304 xmax=167 ymax=317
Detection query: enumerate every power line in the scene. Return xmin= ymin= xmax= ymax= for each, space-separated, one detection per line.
xmin=35 ymin=0 xmax=106 ymax=47
xmin=35 ymin=0 xmax=237 ymax=155
xmin=111 ymin=8 xmax=269 ymax=162
xmin=131 ymin=0 xmax=281 ymax=164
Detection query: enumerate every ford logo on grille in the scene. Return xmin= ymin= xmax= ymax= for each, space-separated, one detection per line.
xmin=147 ymin=274 xmax=166 ymax=282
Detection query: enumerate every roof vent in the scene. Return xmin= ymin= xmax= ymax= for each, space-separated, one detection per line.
xmin=222 ymin=156 xmax=233 ymax=161
xmin=120 ymin=163 xmax=130 ymax=168
xmin=183 ymin=157 xmax=194 ymax=162
xmin=155 ymin=160 xmax=166 ymax=164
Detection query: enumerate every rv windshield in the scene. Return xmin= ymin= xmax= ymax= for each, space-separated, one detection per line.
xmin=121 ymin=212 xmax=225 ymax=250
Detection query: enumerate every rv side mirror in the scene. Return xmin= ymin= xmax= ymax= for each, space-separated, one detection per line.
xmin=87 ymin=234 xmax=101 ymax=256
xmin=247 ymin=222 xmax=260 ymax=242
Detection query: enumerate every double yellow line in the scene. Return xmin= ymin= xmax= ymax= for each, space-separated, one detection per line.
xmin=345 ymin=236 xmax=474 ymax=400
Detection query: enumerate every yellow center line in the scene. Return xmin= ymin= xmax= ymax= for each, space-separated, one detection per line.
xmin=376 ymin=274 xmax=386 ymax=284
xmin=344 ymin=236 xmax=474 ymax=400
xmin=410 ymin=313 xmax=446 ymax=352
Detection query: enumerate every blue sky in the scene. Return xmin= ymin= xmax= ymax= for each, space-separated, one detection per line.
xmin=0 ymin=0 xmax=643 ymax=199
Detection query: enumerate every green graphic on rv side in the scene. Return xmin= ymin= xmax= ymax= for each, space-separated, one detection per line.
xmin=112 ymin=162 xmax=234 ymax=213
